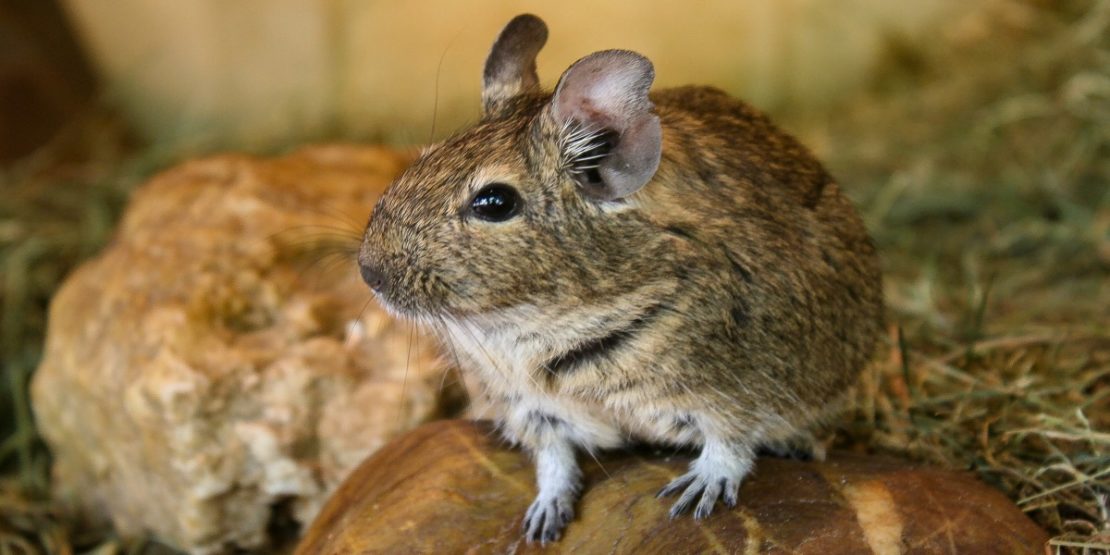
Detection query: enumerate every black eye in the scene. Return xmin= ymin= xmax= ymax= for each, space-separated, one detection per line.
xmin=469 ymin=183 xmax=521 ymax=222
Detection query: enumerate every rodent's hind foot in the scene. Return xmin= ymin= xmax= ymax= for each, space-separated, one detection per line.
xmin=522 ymin=490 xmax=576 ymax=544
xmin=759 ymin=431 xmax=827 ymax=462
xmin=657 ymin=441 xmax=752 ymax=520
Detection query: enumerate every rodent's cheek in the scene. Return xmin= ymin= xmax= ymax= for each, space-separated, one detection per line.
xmin=426 ymin=264 xmax=507 ymax=315
xmin=435 ymin=269 xmax=482 ymax=308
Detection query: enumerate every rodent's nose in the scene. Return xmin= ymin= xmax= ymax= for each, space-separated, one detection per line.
xmin=358 ymin=262 xmax=386 ymax=291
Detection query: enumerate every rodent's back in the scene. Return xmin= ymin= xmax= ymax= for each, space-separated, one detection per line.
xmin=640 ymin=85 xmax=883 ymax=421
xmin=652 ymin=85 xmax=832 ymax=211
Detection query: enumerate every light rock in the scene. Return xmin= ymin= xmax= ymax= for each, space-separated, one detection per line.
xmin=31 ymin=145 xmax=451 ymax=554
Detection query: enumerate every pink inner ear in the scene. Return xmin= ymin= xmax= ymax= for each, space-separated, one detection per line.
xmin=551 ymin=50 xmax=661 ymax=200
xmin=552 ymin=50 xmax=655 ymax=133
xmin=568 ymin=98 xmax=617 ymax=129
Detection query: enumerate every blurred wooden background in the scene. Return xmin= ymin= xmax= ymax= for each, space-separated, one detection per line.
xmin=0 ymin=0 xmax=94 ymax=161
xmin=57 ymin=0 xmax=963 ymax=149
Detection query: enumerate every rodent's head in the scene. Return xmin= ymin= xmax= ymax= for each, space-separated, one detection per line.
xmin=359 ymin=14 xmax=667 ymax=321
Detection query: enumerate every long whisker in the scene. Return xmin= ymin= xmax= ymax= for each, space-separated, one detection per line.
xmin=450 ymin=316 xmax=503 ymax=377
xmin=356 ymin=294 xmax=376 ymax=322
xmin=274 ymin=234 xmax=362 ymax=247
xmin=288 ymin=250 xmax=357 ymax=290
xmin=269 ymin=224 xmax=362 ymax=239
xmin=581 ymin=442 xmax=612 ymax=481
xmin=399 ymin=321 xmax=415 ymax=427
xmin=463 ymin=318 xmax=552 ymax=401
xmin=435 ymin=317 xmax=464 ymax=393
xmin=308 ymin=203 xmax=369 ymax=233
xmin=429 ymin=27 xmax=466 ymax=142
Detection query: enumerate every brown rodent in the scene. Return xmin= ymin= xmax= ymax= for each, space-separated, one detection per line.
xmin=358 ymin=14 xmax=883 ymax=544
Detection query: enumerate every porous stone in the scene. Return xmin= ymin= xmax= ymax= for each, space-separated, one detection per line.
xmin=299 ymin=419 xmax=1049 ymax=554
xmin=31 ymin=145 xmax=452 ymax=554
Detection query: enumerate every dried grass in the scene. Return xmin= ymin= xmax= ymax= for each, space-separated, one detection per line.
xmin=822 ymin=0 xmax=1109 ymax=551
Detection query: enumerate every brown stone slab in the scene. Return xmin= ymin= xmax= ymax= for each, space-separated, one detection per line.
xmin=298 ymin=419 xmax=1048 ymax=554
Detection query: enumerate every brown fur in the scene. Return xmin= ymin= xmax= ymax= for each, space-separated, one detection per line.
xmin=359 ymin=15 xmax=882 ymax=543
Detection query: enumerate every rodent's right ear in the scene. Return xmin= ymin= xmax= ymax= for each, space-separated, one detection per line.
xmin=550 ymin=50 xmax=662 ymax=201
xmin=482 ymin=14 xmax=548 ymax=118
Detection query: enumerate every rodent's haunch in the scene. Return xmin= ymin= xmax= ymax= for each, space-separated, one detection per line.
xmin=358 ymin=14 xmax=883 ymax=543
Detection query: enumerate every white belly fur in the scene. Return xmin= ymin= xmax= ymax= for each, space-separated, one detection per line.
xmin=441 ymin=317 xmax=703 ymax=450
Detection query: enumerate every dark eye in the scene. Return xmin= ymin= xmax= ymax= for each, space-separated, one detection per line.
xmin=469 ymin=183 xmax=521 ymax=222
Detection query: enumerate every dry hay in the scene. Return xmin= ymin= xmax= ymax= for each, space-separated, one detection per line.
xmin=825 ymin=0 xmax=1109 ymax=551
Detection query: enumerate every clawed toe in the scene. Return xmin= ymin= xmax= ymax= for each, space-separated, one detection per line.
xmin=522 ymin=495 xmax=574 ymax=544
xmin=658 ymin=472 xmax=740 ymax=520
xmin=722 ymin=479 xmax=739 ymax=508
xmin=656 ymin=472 xmax=696 ymax=499
xmin=694 ymin=478 xmax=725 ymax=519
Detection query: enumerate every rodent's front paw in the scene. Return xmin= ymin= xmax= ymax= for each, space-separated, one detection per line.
xmin=657 ymin=442 xmax=754 ymax=519
xmin=657 ymin=469 xmax=741 ymax=520
xmin=522 ymin=490 xmax=575 ymax=544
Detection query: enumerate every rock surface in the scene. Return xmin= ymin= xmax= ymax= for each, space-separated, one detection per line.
xmin=31 ymin=145 xmax=453 ymax=554
xmin=299 ymin=419 xmax=1049 ymax=555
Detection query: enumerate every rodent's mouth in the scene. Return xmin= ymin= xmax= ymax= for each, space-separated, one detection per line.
xmin=368 ymin=282 xmax=478 ymax=327
xmin=368 ymin=288 xmax=429 ymax=322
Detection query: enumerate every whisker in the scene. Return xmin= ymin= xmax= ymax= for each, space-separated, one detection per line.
xmin=270 ymin=223 xmax=360 ymax=233
xmin=435 ymin=316 xmax=468 ymax=408
xmin=429 ymin=27 xmax=467 ymax=142
xmin=288 ymin=251 xmax=357 ymax=290
xmin=356 ymin=295 xmax=376 ymax=322
xmin=275 ymin=229 xmax=359 ymax=246
xmin=466 ymin=318 xmax=553 ymax=401
xmin=399 ymin=321 xmax=415 ymax=428
xmin=582 ymin=443 xmax=612 ymax=481
xmin=281 ymin=241 xmax=360 ymax=257
xmin=572 ymin=153 xmax=610 ymax=162
xmin=454 ymin=317 xmax=503 ymax=376
xmin=309 ymin=203 xmax=369 ymax=232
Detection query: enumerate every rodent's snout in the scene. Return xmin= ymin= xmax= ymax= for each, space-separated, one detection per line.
xmin=358 ymin=261 xmax=386 ymax=292
xmin=358 ymin=211 xmax=391 ymax=294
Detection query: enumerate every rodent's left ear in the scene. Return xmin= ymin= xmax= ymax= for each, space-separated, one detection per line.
xmin=551 ymin=50 xmax=662 ymax=201
xmin=483 ymin=14 xmax=548 ymax=117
